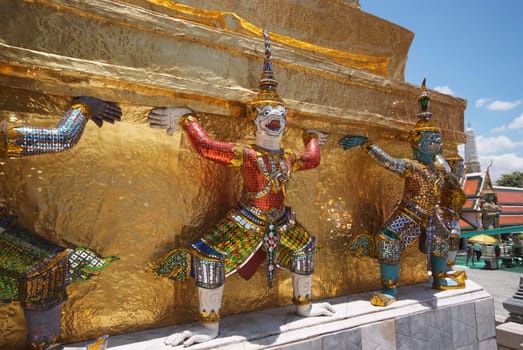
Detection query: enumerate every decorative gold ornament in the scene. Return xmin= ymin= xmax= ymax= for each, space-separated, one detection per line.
xmin=370 ymin=293 xmax=396 ymax=307
xmin=200 ymin=310 xmax=221 ymax=323
xmin=292 ymin=295 xmax=311 ymax=306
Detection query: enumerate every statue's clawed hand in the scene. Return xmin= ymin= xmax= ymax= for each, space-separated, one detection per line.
xmin=296 ymin=301 xmax=336 ymax=317
xmin=148 ymin=107 xmax=193 ymax=136
xmin=306 ymin=129 xmax=329 ymax=145
xmin=73 ymin=96 xmax=122 ymax=128
xmin=164 ymin=323 xmax=219 ymax=347
xmin=339 ymin=135 xmax=368 ymax=150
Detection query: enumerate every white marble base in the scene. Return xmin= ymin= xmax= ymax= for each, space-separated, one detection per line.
xmin=496 ymin=322 xmax=523 ymax=350
xmin=64 ymin=279 xmax=497 ymax=350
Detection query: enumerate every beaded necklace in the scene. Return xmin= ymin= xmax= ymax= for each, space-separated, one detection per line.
xmin=256 ymin=152 xmax=290 ymax=193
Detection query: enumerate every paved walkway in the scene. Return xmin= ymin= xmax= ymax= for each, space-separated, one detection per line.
xmin=453 ymin=260 xmax=522 ymax=322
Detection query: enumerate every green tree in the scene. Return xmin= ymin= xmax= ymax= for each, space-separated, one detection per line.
xmin=496 ymin=171 xmax=523 ymax=188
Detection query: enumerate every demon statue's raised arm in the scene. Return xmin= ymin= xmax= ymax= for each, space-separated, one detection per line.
xmin=1 ymin=96 xmax=121 ymax=157
xmin=148 ymin=30 xmax=333 ymax=347
xmin=339 ymin=79 xmax=466 ymax=307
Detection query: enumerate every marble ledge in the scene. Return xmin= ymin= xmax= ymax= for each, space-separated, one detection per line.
xmin=64 ymin=279 xmax=495 ymax=350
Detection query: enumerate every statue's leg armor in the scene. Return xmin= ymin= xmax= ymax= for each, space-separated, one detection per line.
xmin=24 ymin=303 xmax=62 ymax=350
xmin=370 ymin=262 xmax=400 ymax=307
xmin=430 ymin=218 xmax=465 ymax=289
xmin=193 ymin=255 xmax=225 ymax=328
xmin=446 ymin=219 xmax=461 ymax=273
xmin=290 ymin=236 xmax=315 ymax=314
xmin=446 ymin=236 xmax=466 ymax=277
xmin=379 ymin=262 xmax=399 ymax=297
xmin=446 ymin=245 xmax=467 ymax=279
xmin=431 ymin=255 xmax=465 ymax=290
xmin=446 ymin=248 xmax=458 ymax=269
xmin=197 ymin=286 xmax=223 ymax=334
xmin=371 ymin=229 xmax=400 ymax=306
xmin=292 ymin=273 xmax=313 ymax=314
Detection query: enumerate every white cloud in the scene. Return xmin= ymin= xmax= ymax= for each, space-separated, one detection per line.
xmin=489 ymin=113 xmax=523 ymax=132
xmin=486 ymin=99 xmax=522 ymax=111
xmin=480 ymin=153 xmax=523 ymax=182
xmin=508 ymin=113 xmax=523 ymax=129
xmin=434 ymin=86 xmax=454 ymax=95
xmin=476 ymin=135 xmax=523 ymax=155
xmin=491 ymin=125 xmax=507 ymax=133
xmin=475 ymin=98 xmax=490 ymax=108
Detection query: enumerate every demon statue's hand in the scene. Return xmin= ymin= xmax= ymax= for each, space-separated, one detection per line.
xmin=433 ymin=154 xmax=451 ymax=174
xmin=148 ymin=107 xmax=194 ymax=136
xmin=339 ymin=135 xmax=368 ymax=150
xmin=296 ymin=302 xmax=336 ymax=317
xmin=73 ymin=96 xmax=122 ymax=128
xmin=164 ymin=322 xmax=219 ymax=347
xmin=305 ymin=129 xmax=329 ymax=145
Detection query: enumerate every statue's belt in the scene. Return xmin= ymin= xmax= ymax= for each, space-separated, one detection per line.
xmin=228 ymin=202 xmax=296 ymax=233
xmin=397 ymin=200 xmax=433 ymax=224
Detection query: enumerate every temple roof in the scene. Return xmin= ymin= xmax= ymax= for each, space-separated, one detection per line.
xmin=461 ymin=171 xmax=495 ymax=212
xmin=494 ymin=186 xmax=523 ymax=227
xmin=459 ymin=172 xmax=523 ymax=230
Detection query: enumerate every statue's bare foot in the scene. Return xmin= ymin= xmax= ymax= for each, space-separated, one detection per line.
xmin=296 ymin=302 xmax=335 ymax=317
xmin=164 ymin=323 xmax=219 ymax=347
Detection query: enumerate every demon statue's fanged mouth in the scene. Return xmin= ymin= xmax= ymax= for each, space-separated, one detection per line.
xmin=266 ymin=118 xmax=282 ymax=132
xmin=254 ymin=105 xmax=287 ymax=137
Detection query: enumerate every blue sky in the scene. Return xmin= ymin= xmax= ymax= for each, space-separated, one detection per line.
xmin=360 ymin=1 xmax=523 ymax=182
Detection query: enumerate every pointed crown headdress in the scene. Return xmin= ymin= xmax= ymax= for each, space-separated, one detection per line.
xmin=412 ymin=78 xmax=439 ymax=132
xmin=408 ymin=79 xmax=440 ymax=144
xmin=246 ymin=30 xmax=285 ymax=121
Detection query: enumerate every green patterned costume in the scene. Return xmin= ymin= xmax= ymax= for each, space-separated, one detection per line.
xmin=0 ymin=216 xmax=118 ymax=311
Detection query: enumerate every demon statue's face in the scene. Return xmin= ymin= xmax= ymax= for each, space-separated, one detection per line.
xmin=253 ymin=104 xmax=287 ymax=138
xmin=418 ymin=131 xmax=442 ymax=157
